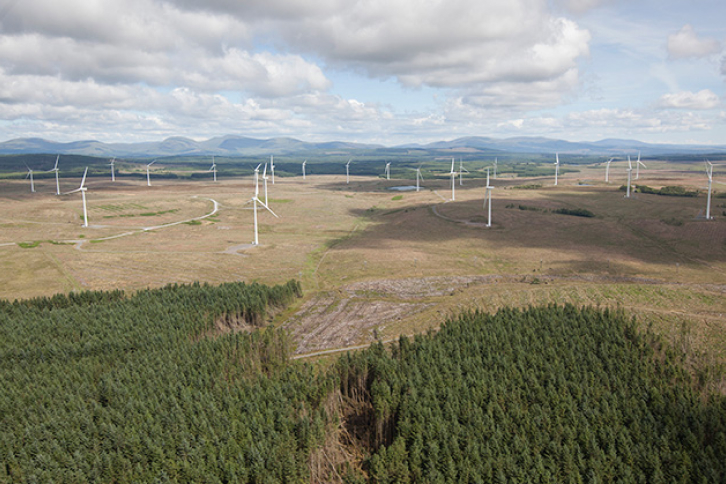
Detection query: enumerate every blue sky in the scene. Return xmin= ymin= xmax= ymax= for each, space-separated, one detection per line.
xmin=0 ymin=0 xmax=723 ymax=145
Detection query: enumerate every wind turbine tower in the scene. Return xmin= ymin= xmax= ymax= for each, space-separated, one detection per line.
xmin=146 ymin=160 xmax=156 ymax=187
xmin=449 ymin=158 xmax=456 ymax=201
xmin=484 ymin=173 xmax=492 ymax=228
xmin=302 ymin=160 xmax=307 ymax=180
xmin=415 ymin=164 xmax=423 ymax=192
xmin=262 ymin=163 xmax=269 ymax=206
xmin=209 ymin=156 xmax=217 ymax=182
xmin=270 ymin=156 xmax=275 ymax=184
xmin=554 ymin=153 xmax=560 ymax=186
xmin=25 ymin=165 xmax=35 ymax=193
xmin=459 ymin=159 xmax=469 ymax=186
xmin=625 ymin=156 xmax=633 ymax=198
xmin=248 ymin=163 xmax=278 ymax=246
xmin=109 ymin=158 xmax=116 ymax=182
xmin=346 ymin=159 xmax=352 ymax=184
xmin=486 ymin=167 xmax=490 ymax=187
xmin=605 ymin=157 xmax=613 ymax=183
xmin=494 ymin=158 xmax=497 ymax=179
xmin=635 ymin=152 xmax=646 ymax=180
xmin=46 ymin=155 xmax=60 ymax=195
xmin=64 ymin=167 xmax=89 ymax=227
xmin=705 ymin=160 xmax=714 ymax=220
xmin=385 ymin=162 xmax=391 ymax=180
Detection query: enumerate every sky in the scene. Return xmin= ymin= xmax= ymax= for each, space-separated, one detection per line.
xmin=0 ymin=0 xmax=724 ymax=146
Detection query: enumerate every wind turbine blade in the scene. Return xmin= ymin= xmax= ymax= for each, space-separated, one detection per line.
xmin=263 ymin=163 xmax=267 ymax=177
xmin=258 ymin=199 xmax=279 ymax=218
xmin=80 ymin=167 xmax=88 ymax=187
xmin=63 ymin=188 xmax=82 ymax=195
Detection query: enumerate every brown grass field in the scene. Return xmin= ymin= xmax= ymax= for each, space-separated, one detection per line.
xmin=2 ymin=161 xmax=726 ymax=386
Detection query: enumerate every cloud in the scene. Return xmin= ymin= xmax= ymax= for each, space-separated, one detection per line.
xmin=658 ymin=90 xmax=720 ymax=110
xmin=667 ymin=24 xmax=721 ymax=60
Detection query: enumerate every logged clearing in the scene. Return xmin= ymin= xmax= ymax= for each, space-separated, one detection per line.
xmin=1 ymin=162 xmax=725 ymax=376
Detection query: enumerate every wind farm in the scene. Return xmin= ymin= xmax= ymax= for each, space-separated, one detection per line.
xmin=2 ymin=148 xmax=726 ymax=483
xmin=4 ymin=0 xmax=726 ymax=480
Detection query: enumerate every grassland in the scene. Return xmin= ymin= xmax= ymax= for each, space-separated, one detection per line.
xmin=1 ymin=160 xmax=725 ymax=387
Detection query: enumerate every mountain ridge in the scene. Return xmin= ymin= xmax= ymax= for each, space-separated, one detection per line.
xmin=1 ymin=134 xmax=724 ymax=158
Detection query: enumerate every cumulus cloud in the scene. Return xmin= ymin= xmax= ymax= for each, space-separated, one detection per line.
xmin=667 ymin=24 xmax=721 ymax=60
xmin=658 ymin=90 xmax=720 ymax=110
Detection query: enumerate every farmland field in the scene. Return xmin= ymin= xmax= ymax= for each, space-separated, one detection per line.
xmin=1 ymin=160 xmax=725 ymax=380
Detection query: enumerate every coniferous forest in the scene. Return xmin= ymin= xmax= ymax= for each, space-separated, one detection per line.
xmin=2 ymin=282 xmax=726 ymax=483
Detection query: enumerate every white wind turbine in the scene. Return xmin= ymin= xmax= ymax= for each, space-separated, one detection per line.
xmin=146 ymin=160 xmax=156 ymax=187
xmin=302 ymin=160 xmax=307 ymax=180
xmin=449 ymin=158 xmax=457 ymax=201
xmin=635 ymin=152 xmax=646 ymax=180
xmin=270 ymin=155 xmax=275 ymax=184
xmin=109 ymin=157 xmax=116 ymax=182
xmin=46 ymin=155 xmax=60 ymax=195
xmin=64 ymin=167 xmax=89 ymax=227
xmin=458 ymin=159 xmax=469 ymax=186
xmin=484 ymin=177 xmax=493 ymax=228
xmin=705 ymin=160 xmax=714 ymax=220
xmin=25 ymin=165 xmax=35 ymax=193
xmin=605 ymin=157 xmax=614 ymax=183
xmin=415 ymin=164 xmax=424 ymax=192
xmin=209 ymin=156 xmax=217 ymax=182
xmin=554 ymin=153 xmax=560 ymax=186
xmin=262 ymin=162 xmax=270 ymax=206
xmin=493 ymin=157 xmax=498 ymax=179
xmin=346 ymin=159 xmax=352 ymax=184
xmin=486 ymin=167 xmax=490 ymax=187
xmin=247 ymin=163 xmax=278 ymax=246
xmin=625 ymin=156 xmax=633 ymax=198
xmin=384 ymin=161 xmax=391 ymax=180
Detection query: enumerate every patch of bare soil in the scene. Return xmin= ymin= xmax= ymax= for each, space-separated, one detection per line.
xmin=284 ymin=293 xmax=432 ymax=355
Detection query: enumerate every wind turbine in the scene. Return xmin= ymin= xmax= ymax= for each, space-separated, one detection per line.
xmin=449 ymin=158 xmax=456 ymax=201
xmin=25 ymin=165 xmax=35 ymax=193
xmin=302 ymin=160 xmax=307 ymax=180
xmin=384 ymin=161 xmax=391 ymax=180
xmin=209 ymin=156 xmax=217 ymax=182
xmin=605 ymin=157 xmax=614 ymax=183
xmin=346 ymin=159 xmax=352 ymax=184
xmin=46 ymin=155 xmax=60 ymax=195
xmin=484 ymin=180 xmax=492 ymax=228
xmin=247 ymin=163 xmax=278 ymax=246
xmin=554 ymin=153 xmax=560 ymax=186
xmin=705 ymin=160 xmax=714 ymax=220
xmin=146 ymin=160 xmax=156 ymax=187
xmin=625 ymin=156 xmax=633 ymax=198
xmin=486 ymin=167 xmax=490 ymax=187
xmin=459 ymin=159 xmax=469 ymax=186
xmin=635 ymin=152 xmax=646 ymax=180
xmin=270 ymin=155 xmax=275 ymax=184
xmin=64 ymin=167 xmax=89 ymax=227
xmin=262 ymin=163 xmax=269 ymax=206
xmin=415 ymin=164 xmax=423 ymax=192
xmin=109 ymin=157 xmax=116 ymax=182
xmin=493 ymin=157 xmax=498 ymax=179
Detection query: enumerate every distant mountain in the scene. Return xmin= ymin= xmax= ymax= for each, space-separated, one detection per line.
xmin=414 ymin=136 xmax=726 ymax=156
xmin=0 ymin=135 xmax=724 ymax=158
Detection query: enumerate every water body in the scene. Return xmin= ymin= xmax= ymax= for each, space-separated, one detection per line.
xmin=388 ymin=186 xmax=421 ymax=191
